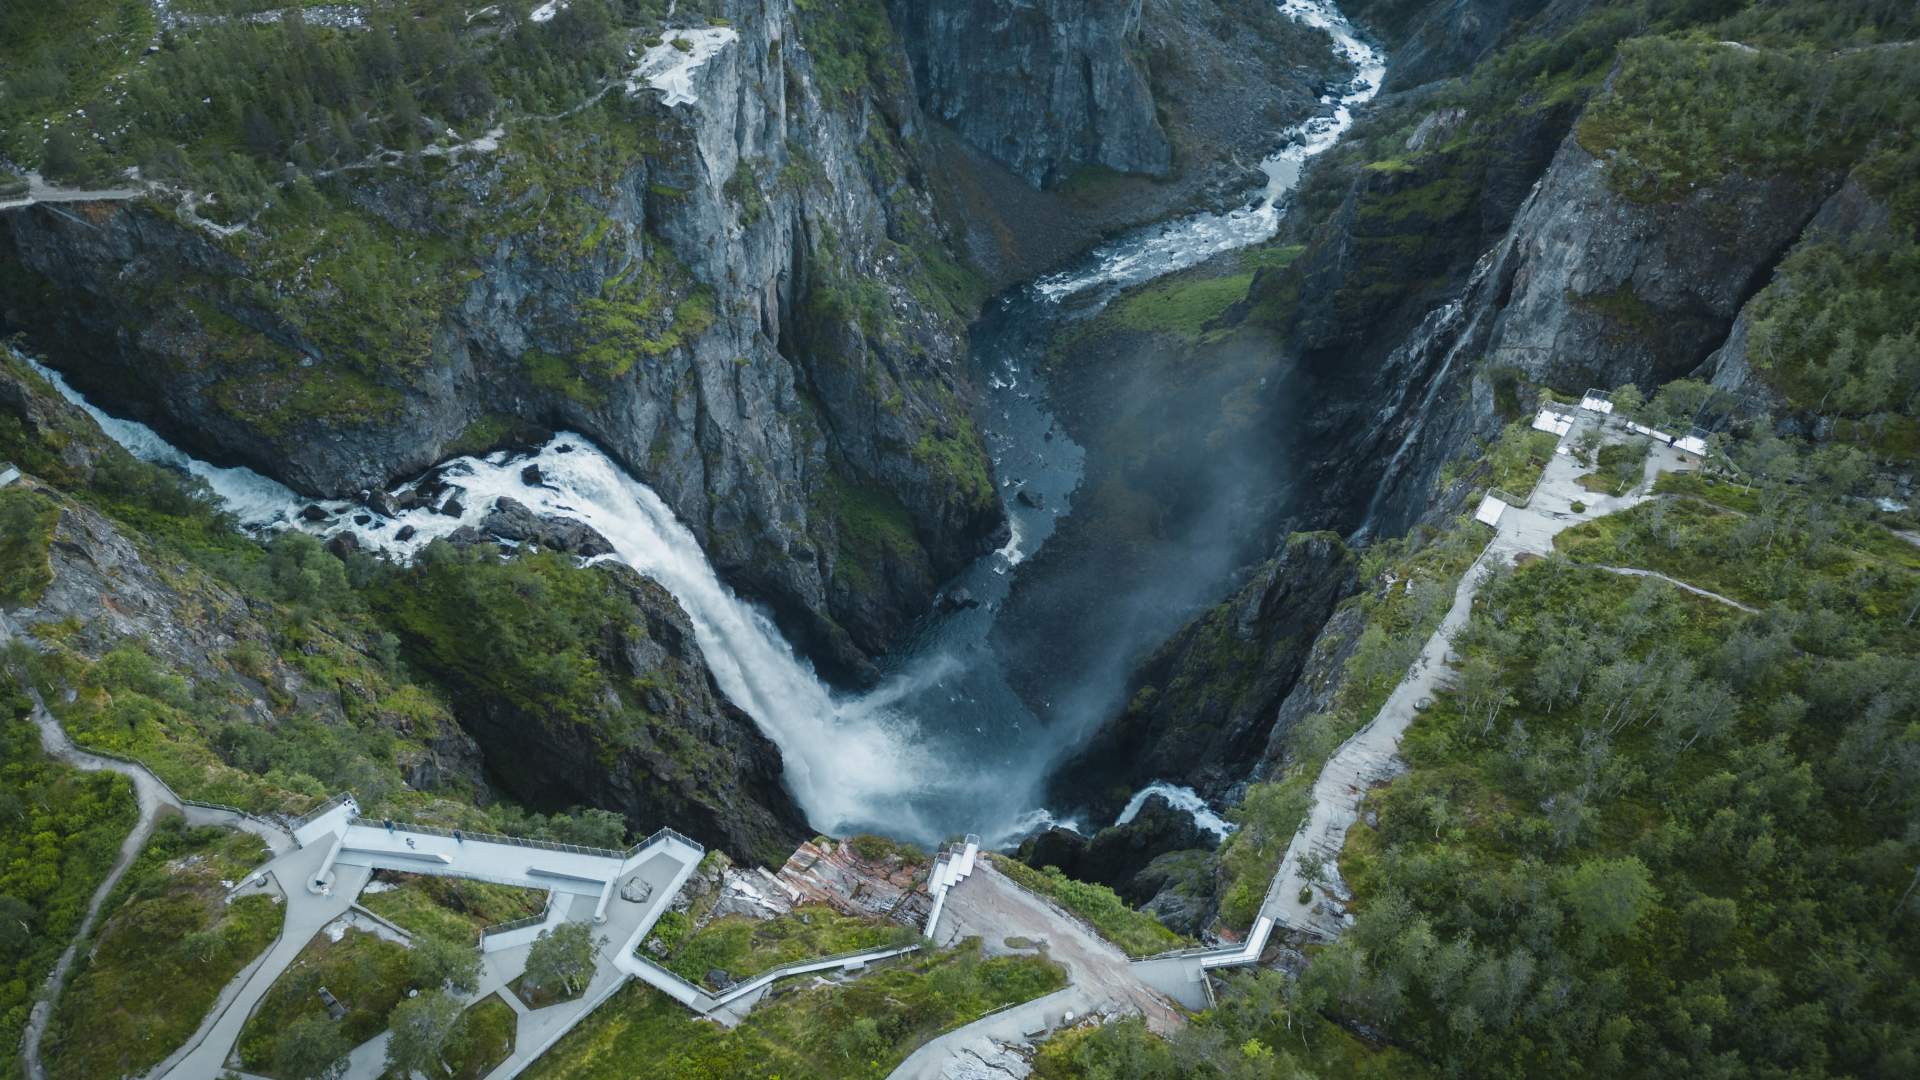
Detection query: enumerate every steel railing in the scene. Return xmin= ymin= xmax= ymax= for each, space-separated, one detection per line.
xmin=349 ymin=816 xmax=626 ymax=859
xmin=626 ymin=825 xmax=705 ymax=859
xmin=478 ymin=891 xmax=560 ymax=944
xmin=288 ymin=792 xmax=357 ymax=829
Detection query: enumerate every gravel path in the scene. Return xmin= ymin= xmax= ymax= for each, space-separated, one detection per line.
xmin=18 ymin=688 xmax=167 ymax=1080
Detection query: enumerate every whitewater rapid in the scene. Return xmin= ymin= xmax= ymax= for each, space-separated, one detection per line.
xmin=1033 ymin=0 xmax=1384 ymax=305
xmin=18 ymin=0 xmax=1382 ymax=849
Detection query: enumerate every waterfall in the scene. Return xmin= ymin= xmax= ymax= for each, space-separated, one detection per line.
xmin=16 ymin=0 xmax=1386 ymax=848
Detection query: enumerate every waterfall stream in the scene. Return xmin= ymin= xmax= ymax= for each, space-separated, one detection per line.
xmin=21 ymin=0 xmax=1382 ymax=848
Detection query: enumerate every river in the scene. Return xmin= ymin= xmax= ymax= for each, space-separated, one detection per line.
xmin=23 ymin=0 xmax=1382 ymax=849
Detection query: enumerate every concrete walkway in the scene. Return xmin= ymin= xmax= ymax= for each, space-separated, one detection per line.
xmin=0 ymin=172 xmax=144 ymax=213
xmin=1261 ymin=410 xmax=1698 ymax=941
xmin=150 ymin=798 xmax=706 ymax=1079
xmin=889 ymin=861 xmax=1186 ymax=1080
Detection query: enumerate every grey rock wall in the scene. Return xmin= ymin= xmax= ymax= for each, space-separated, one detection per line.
xmin=889 ymin=0 xmax=1171 ymax=188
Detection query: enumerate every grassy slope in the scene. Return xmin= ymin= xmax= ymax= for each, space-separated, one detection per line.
xmin=987 ymin=855 xmax=1186 ymax=958
xmin=360 ymin=872 xmax=547 ymax=942
xmin=0 ymin=678 xmax=138 ymax=1080
xmin=0 ymin=487 xmax=60 ymax=605
xmin=44 ymin=820 xmax=282 ymax=1080
xmin=525 ymin=941 xmax=1065 ymax=1080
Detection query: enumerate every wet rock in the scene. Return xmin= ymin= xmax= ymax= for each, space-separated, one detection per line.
xmin=476 ymin=497 xmax=614 ymax=558
xmin=939 ymin=587 xmax=980 ymax=613
xmin=1055 ymin=532 xmax=1357 ymax=807
xmin=393 ymin=525 xmax=417 ymax=543
xmin=1015 ymin=488 xmax=1044 ymax=509
xmin=1019 ymin=798 xmax=1217 ymax=913
xmin=520 ymin=464 xmax=543 ymax=486
xmin=438 ymin=497 xmax=465 ymax=518
xmin=300 ymin=504 xmax=331 ymax=523
xmin=324 ymin=532 xmax=360 ymax=560
xmin=888 ymin=0 xmax=1170 ymax=188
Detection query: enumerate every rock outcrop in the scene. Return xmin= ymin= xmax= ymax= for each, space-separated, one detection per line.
xmin=389 ymin=552 xmax=809 ymax=867
xmin=1051 ymin=532 xmax=1358 ymax=807
xmin=889 ymin=0 xmax=1170 ymax=189
xmin=1017 ymin=795 xmax=1219 ymax=931
xmin=0 ymin=0 xmax=1003 ymax=683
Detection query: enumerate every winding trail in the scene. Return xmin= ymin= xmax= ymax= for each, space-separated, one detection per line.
xmin=17 ymin=687 xmax=166 ymax=1080
xmin=1262 ymin=411 xmax=1704 ymax=941
xmin=0 ymin=173 xmax=144 ymax=213
xmin=2 ymin=605 xmax=294 ymax=1080
xmin=1593 ymin=566 xmax=1757 ymax=613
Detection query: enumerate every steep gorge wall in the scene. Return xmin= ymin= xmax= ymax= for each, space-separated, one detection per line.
xmin=888 ymin=0 xmax=1171 ymax=189
xmin=1050 ymin=14 xmax=1863 ymax=805
xmin=0 ymin=0 xmax=999 ymax=684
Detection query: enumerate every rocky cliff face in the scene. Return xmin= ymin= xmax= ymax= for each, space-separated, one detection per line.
xmin=0 ymin=354 xmax=488 ymax=801
xmin=1051 ymin=532 xmax=1356 ymax=809
xmin=1349 ymin=131 xmax=1837 ymax=535
xmin=0 ymin=0 xmax=1001 ymax=684
xmin=2 ymin=351 xmax=804 ymax=862
xmin=912 ymin=0 xmax=1350 ymax=285
xmin=889 ymin=0 xmax=1170 ymax=189
xmin=387 ymin=551 xmax=809 ymax=867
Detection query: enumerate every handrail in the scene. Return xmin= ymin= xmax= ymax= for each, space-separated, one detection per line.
xmin=706 ymin=942 xmax=920 ymax=1006
xmin=478 ymin=892 xmax=559 ymax=943
xmin=351 ymin=816 xmax=625 ymax=859
xmin=626 ymin=955 xmax=711 ymax=1001
xmin=625 ymin=825 xmax=705 ymax=859
xmin=53 ymin=740 xmax=296 ymax=841
xmin=289 ymin=792 xmax=356 ymax=829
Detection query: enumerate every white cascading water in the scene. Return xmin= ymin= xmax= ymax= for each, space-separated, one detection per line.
xmin=1033 ymin=0 xmax=1385 ymax=305
xmin=19 ymin=0 xmax=1383 ymax=847
xmin=1114 ymin=782 xmax=1238 ymax=840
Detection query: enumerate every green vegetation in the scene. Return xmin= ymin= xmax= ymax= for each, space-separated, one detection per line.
xmin=988 ymin=855 xmax=1185 ymax=957
xmin=238 ymin=928 xmax=412 ymax=1072
xmin=0 ymin=674 xmax=137 ymax=1080
xmin=1106 ymin=272 xmax=1254 ymax=340
xmin=525 ymin=939 xmax=1065 ymax=1079
xmin=1035 ymin=970 xmax=1425 ymax=1080
xmin=0 ymin=486 xmax=60 ymax=605
xmin=912 ymin=416 xmax=996 ymax=509
xmin=1483 ymin=420 xmax=1560 ymax=496
xmin=371 ymin=542 xmax=672 ymax=779
xmin=1576 ymin=438 xmax=1649 ymax=496
xmin=818 ymin=475 xmax=924 ymax=596
xmin=525 ymin=248 xmax=718 ymax=403
xmin=1213 ymin=514 xmax=1485 ymax=928
xmin=1746 ymin=234 xmax=1920 ymax=461
xmin=846 ymin=833 xmax=929 ymax=865
xmin=792 ymin=0 xmax=905 ymax=102
xmin=1303 ymin=424 xmax=1920 ymax=1076
xmin=444 ymin=994 xmax=518 ymax=1080
xmin=45 ymin=819 xmax=283 ymax=1080
xmin=1577 ymin=37 xmax=1920 ymax=204
xmin=660 ymin=906 xmax=920 ymax=989
xmin=359 ymin=872 xmax=547 ymax=943
xmin=1 ymin=0 xmax=678 ymax=193
xmin=523 ymin=922 xmax=603 ymax=1003
xmin=1560 ymin=471 xmax=1920 ymax=630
